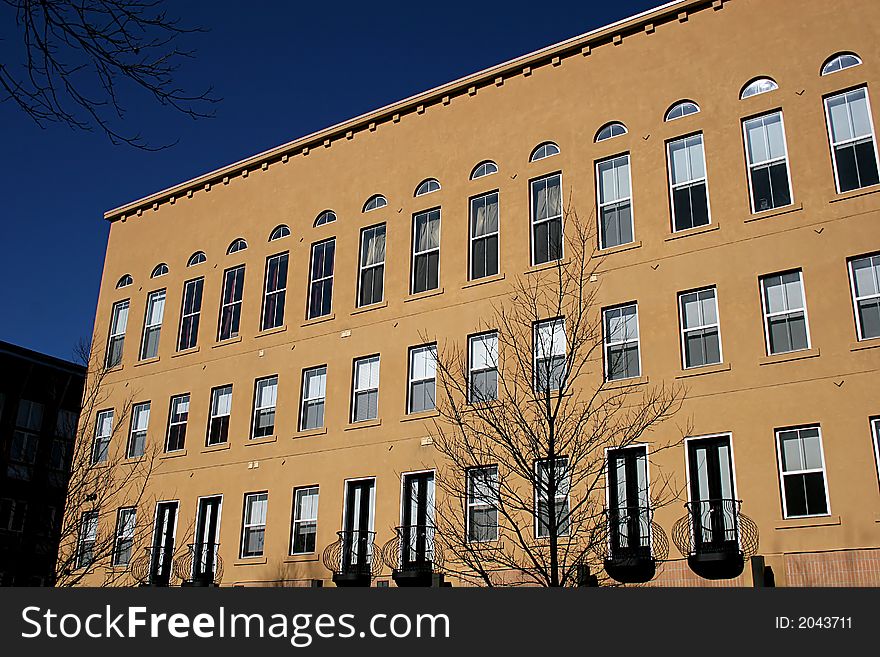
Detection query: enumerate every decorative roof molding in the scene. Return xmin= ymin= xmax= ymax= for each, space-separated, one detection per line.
xmin=104 ymin=0 xmax=715 ymax=222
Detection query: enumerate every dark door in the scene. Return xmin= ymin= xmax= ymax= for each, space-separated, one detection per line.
xmin=607 ymin=446 xmax=649 ymax=556
xmin=401 ymin=472 xmax=435 ymax=566
xmin=687 ymin=436 xmax=737 ymax=549
xmin=194 ymin=496 xmax=222 ymax=581
xmin=150 ymin=501 xmax=178 ymax=585
xmin=342 ymin=480 xmax=374 ymax=574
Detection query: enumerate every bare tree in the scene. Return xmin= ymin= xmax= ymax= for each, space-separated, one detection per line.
xmin=1 ymin=0 xmax=218 ymax=149
xmin=53 ymin=335 xmax=160 ymax=586
xmin=429 ymin=205 xmax=688 ymax=587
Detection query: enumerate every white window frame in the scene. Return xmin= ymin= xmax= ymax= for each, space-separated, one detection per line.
xmin=678 ymin=286 xmax=723 ymax=369
xmin=824 ymin=87 xmax=880 ymax=193
xmin=177 ymin=277 xmax=203 ymax=352
xmin=847 ymin=253 xmax=880 ymax=341
xmin=775 ymin=425 xmax=831 ymax=519
xmin=218 ymin=265 xmax=245 ymax=340
xmin=466 ymin=465 xmax=499 ymax=543
xmin=742 ymin=111 xmax=794 ymax=213
xmin=307 ymin=239 xmax=335 ymax=319
xmin=106 ymin=299 xmax=129 ymax=368
xmin=357 ymin=224 xmax=386 ymax=307
xmin=351 ymin=355 xmax=380 ymax=423
xmin=529 ymin=173 xmax=564 ymax=266
xmin=240 ymin=492 xmax=268 ymax=558
xmin=112 ymin=507 xmax=136 ymax=566
xmin=534 ymin=457 xmax=570 ymax=538
xmin=469 ymin=191 xmax=500 ymax=281
xmin=139 ymin=289 xmax=166 ymax=360
xmin=207 ymin=385 xmax=233 ymax=446
xmin=872 ymin=418 xmax=880 ymax=489
xmin=165 ymin=394 xmax=189 ymax=453
xmin=759 ymin=270 xmax=812 ymax=355
xmin=92 ymin=409 xmax=114 ymax=464
xmin=126 ymin=401 xmax=150 ymax=459
xmin=533 ymin=318 xmax=566 ymax=392
xmin=290 ymin=485 xmax=319 ymax=555
xmin=261 ymin=252 xmax=288 ymax=331
xmin=251 ymin=375 xmax=278 ymax=439
xmin=667 ymin=133 xmax=711 ymax=232
xmin=300 ymin=366 xmax=327 ymax=431
xmin=411 ymin=208 xmax=441 ymax=294
xmin=468 ymin=332 xmax=499 ymax=403
xmin=76 ymin=510 xmax=98 ymax=568
xmin=407 ymin=344 xmax=437 ymax=414
xmin=602 ymin=303 xmax=641 ymax=381
xmin=595 ymin=153 xmax=634 ymax=249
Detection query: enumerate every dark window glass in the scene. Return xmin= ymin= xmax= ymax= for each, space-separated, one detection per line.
xmin=308 ymin=239 xmax=335 ymax=319
xmin=218 ymin=266 xmax=245 ymax=341
xmin=261 ymin=253 xmax=288 ymax=331
xmin=178 ymin=278 xmax=203 ymax=351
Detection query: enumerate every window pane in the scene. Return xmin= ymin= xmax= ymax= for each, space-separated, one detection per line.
xmin=828 ymin=95 xmax=853 ymax=143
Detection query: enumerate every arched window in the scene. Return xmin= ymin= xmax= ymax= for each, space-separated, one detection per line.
xmin=187 ymin=251 xmax=206 ymax=267
xmin=150 ymin=263 xmax=169 ymax=278
xmin=269 ymin=225 xmax=290 ymax=241
xmin=665 ymin=100 xmax=700 ymax=121
xmin=470 ymin=160 xmax=498 ymax=179
xmin=595 ymin=122 xmax=628 ymax=142
xmin=227 ymin=238 xmax=248 ymax=254
xmin=363 ymin=195 xmax=387 ymax=212
xmin=314 ymin=210 xmax=336 ymax=227
xmin=821 ymin=52 xmax=862 ymax=76
xmin=740 ymin=77 xmax=778 ymax=99
xmin=116 ymin=274 xmax=133 ymax=288
xmin=415 ymin=178 xmax=441 ymax=196
xmin=530 ymin=142 xmax=560 ymax=162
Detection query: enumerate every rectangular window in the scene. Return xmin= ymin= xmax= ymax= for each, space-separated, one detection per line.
xmin=0 ymin=499 xmax=27 ymax=532
xmin=140 ymin=290 xmax=166 ymax=360
xmin=218 ymin=266 xmax=245 ymax=341
xmin=76 ymin=510 xmax=98 ymax=568
xmin=872 ymin=418 xmax=880 ymax=487
xmin=351 ymin=355 xmax=380 ymax=422
xmin=251 ymin=375 xmax=278 ymax=439
xmin=291 ymin=486 xmax=319 ymax=554
xmin=127 ymin=402 xmax=150 ymax=458
xmin=177 ymin=277 xmax=204 ymax=351
xmin=165 ymin=394 xmax=189 ymax=452
xmin=56 ymin=409 xmax=77 ymax=439
xmin=825 ymin=87 xmax=880 ymax=193
xmin=530 ymin=174 xmax=563 ymax=265
xmin=679 ymin=287 xmax=722 ymax=368
xmin=240 ymin=492 xmax=268 ymax=558
xmin=534 ymin=319 xmax=566 ymax=392
xmin=261 ymin=252 xmax=289 ymax=330
xmin=106 ymin=300 xmax=129 ymax=368
xmin=358 ymin=224 xmax=386 ymax=307
xmin=308 ymin=239 xmax=335 ymax=319
xmin=300 ymin=366 xmax=327 ymax=431
xmin=412 ymin=209 xmax=441 ymax=294
xmin=470 ymin=192 xmax=499 ymax=280
xmin=92 ymin=409 xmax=113 ymax=464
xmin=466 ymin=465 xmax=498 ymax=542
xmin=848 ymin=253 xmax=880 ymax=340
xmin=668 ymin=134 xmax=710 ymax=232
xmin=596 ymin=154 xmax=634 ymax=249
xmin=603 ymin=303 xmax=640 ymax=381
xmin=207 ymin=385 xmax=232 ymax=446
xmin=468 ymin=332 xmax=498 ymax=403
xmin=776 ymin=425 xmax=830 ymax=518
xmin=535 ymin=457 xmax=570 ymax=538
xmin=112 ymin=507 xmax=136 ymax=566
xmin=743 ymin=112 xmax=793 ymax=212
xmin=407 ymin=344 xmax=437 ymax=413
xmin=8 ymin=400 xmax=42 ymax=479
xmin=606 ymin=446 xmax=650 ymax=556
xmin=761 ymin=270 xmax=810 ymax=354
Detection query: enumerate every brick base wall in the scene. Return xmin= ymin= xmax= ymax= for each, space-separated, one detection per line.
xmin=784 ymin=549 xmax=880 ymax=586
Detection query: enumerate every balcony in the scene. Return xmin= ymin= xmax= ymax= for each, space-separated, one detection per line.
xmin=175 ymin=542 xmax=224 ymax=586
xmin=603 ymin=506 xmax=669 ymax=584
xmin=322 ymin=530 xmax=382 ymax=587
xmin=382 ymin=525 xmax=444 ymax=587
xmin=672 ymin=499 xmax=759 ymax=580
xmin=130 ymin=546 xmax=177 ymax=586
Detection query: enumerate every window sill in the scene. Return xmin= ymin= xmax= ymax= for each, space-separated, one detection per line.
xmin=675 ymin=362 xmax=730 ymax=379
xmin=351 ymin=301 xmax=388 ymax=316
xmin=255 ymin=324 xmax=287 ymax=338
xmin=759 ymin=347 xmax=820 ymax=366
xmin=850 ymin=337 xmax=880 ymax=352
xmin=828 ymin=184 xmax=880 ymax=204
xmin=202 ymin=442 xmax=230 ymax=453
xmin=233 ymin=557 xmax=268 ymax=566
xmin=774 ymin=514 xmax=840 ymax=530
xmin=301 ymin=313 xmax=335 ymax=328
xmin=401 ymin=409 xmax=440 ymax=423
xmin=133 ymin=356 xmax=160 ymax=367
xmin=593 ymin=240 xmax=642 ymax=257
xmin=104 ymin=364 xmax=124 ymax=373
xmin=404 ymin=287 xmax=445 ymax=303
xmin=602 ymin=375 xmax=649 ymax=389
xmin=284 ymin=554 xmax=319 ymax=564
xmin=524 ymin=259 xmax=569 ymax=275
xmin=160 ymin=449 xmax=187 ymax=460
xmin=744 ymin=202 xmax=803 ymax=223
xmin=294 ymin=426 xmax=328 ymax=439
xmin=172 ymin=346 xmax=200 ymax=358
xmin=246 ymin=435 xmax=277 ymax=446
xmin=122 ymin=456 xmax=147 ymax=465
xmin=664 ymin=223 xmax=719 ymax=242
xmin=462 ymin=273 xmax=506 ymax=289
xmin=344 ymin=418 xmax=381 ymax=431
xmin=212 ymin=335 xmax=242 ymax=349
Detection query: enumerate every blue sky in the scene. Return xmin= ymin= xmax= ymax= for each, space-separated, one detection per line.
xmin=0 ymin=0 xmax=659 ymax=361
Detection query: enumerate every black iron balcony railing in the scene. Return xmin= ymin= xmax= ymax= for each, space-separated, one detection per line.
xmin=130 ymin=546 xmax=177 ymax=586
xmin=174 ymin=542 xmax=223 ymax=586
xmin=381 ymin=525 xmax=444 ymax=586
xmin=671 ymin=499 xmax=759 ymax=580
xmin=322 ymin=530 xmax=382 ymax=587
xmin=603 ymin=505 xmax=669 ymax=584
